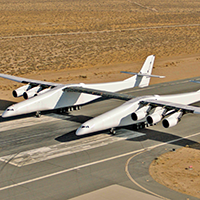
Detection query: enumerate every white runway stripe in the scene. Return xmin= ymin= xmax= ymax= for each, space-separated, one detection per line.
xmin=0 ymin=130 xmax=144 ymax=167
xmin=0 ymin=114 xmax=70 ymax=132
xmin=0 ymin=131 xmax=199 ymax=192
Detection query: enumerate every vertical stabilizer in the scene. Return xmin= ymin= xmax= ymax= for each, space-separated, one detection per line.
xmin=123 ymin=55 xmax=156 ymax=87
xmin=137 ymin=55 xmax=155 ymax=87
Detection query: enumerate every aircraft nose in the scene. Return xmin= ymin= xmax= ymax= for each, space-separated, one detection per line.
xmin=76 ymin=127 xmax=86 ymax=136
xmin=2 ymin=106 xmax=15 ymax=118
xmin=76 ymin=125 xmax=91 ymax=136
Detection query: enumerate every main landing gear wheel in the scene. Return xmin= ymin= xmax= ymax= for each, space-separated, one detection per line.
xmin=36 ymin=111 xmax=41 ymax=118
xmin=110 ymin=128 xmax=116 ymax=135
xmin=132 ymin=122 xmax=146 ymax=130
xmin=58 ymin=106 xmax=82 ymax=114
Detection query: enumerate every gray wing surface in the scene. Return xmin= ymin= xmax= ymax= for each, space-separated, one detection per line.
xmin=0 ymin=73 xmax=61 ymax=87
xmin=65 ymin=87 xmax=134 ymax=101
xmin=140 ymin=99 xmax=200 ymax=114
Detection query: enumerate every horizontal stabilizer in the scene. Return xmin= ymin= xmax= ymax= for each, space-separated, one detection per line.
xmin=190 ymin=80 xmax=200 ymax=84
xmin=121 ymin=71 xmax=165 ymax=78
xmin=65 ymin=87 xmax=134 ymax=101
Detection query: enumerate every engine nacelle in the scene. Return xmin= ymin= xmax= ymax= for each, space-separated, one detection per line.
xmin=162 ymin=111 xmax=182 ymax=128
xmin=12 ymin=84 xmax=31 ymax=98
xmin=23 ymin=86 xmax=41 ymax=99
xmin=146 ymin=107 xmax=166 ymax=124
xmin=131 ymin=105 xmax=150 ymax=121
xmin=37 ymin=88 xmax=51 ymax=96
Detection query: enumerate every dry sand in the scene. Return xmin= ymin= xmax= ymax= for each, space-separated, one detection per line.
xmin=0 ymin=53 xmax=200 ymax=103
xmin=1 ymin=0 xmax=200 ymax=198
xmin=149 ymin=145 xmax=200 ymax=199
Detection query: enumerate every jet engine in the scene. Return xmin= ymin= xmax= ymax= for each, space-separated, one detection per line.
xmin=131 ymin=105 xmax=150 ymax=121
xmin=162 ymin=111 xmax=183 ymax=128
xmin=12 ymin=84 xmax=31 ymax=98
xmin=146 ymin=107 xmax=166 ymax=124
xmin=23 ymin=85 xmax=41 ymax=99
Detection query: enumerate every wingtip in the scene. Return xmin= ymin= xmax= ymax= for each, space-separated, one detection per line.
xmin=190 ymin=80 xmax=200 ymax=84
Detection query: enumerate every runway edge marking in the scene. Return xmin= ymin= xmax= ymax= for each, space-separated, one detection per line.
xmin=0 ymin=131 xmax=200 ymax=192
xmin=0 ymin=113 xmax=71 ymax=132
xmin=0 ymin=130 xmax=144 ymax=167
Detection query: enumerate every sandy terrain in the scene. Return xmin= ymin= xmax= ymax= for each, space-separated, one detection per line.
xmin=1 ymin=0 xmax=200 ymax=198
xmin=1 ymin=0 xmax=200 ymax=77
xmin=0 ymin=53 xmax=200 ymax=103
xmin=149 ymin=145 xmax=200 ymax=199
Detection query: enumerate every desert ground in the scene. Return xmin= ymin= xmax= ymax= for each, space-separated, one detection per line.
xmin=0 ymin=0 xmax=200 ymax=198
xmin=149 ymin=144 xmax=200 ymax=199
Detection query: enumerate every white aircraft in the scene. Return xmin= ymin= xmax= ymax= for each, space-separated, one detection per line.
xmin=76 ymin=83 xmax=200 ymax=136
xmin=0 ymin=55 xmax=164 ymax=118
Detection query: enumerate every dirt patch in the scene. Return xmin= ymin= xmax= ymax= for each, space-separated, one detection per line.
xmin=149 ymin=145 xmax=200 ymax=199
xmin=0 ymin=0 xmax=200 ymax=76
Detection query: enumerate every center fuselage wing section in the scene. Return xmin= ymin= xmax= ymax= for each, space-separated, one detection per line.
xmin=65 ymin=87 xmax=134 ymax=101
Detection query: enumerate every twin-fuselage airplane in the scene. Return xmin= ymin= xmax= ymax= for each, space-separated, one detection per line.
xmin=1 ymin=54 xmax=200 ymax=137
xmin=1 ymin=55 xmax=163 ymax=118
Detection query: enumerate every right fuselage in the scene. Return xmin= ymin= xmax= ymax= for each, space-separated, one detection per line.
xmin=76 ymin=90 xmax=200 ymax=135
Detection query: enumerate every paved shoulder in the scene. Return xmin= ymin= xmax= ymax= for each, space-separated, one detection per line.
xmin=69 ymin=185 xmax=162 ymax=200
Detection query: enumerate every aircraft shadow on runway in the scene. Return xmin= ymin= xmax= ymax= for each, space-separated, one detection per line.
xmin=0 ymin=99 xmax=16 ymax=110
xmin=127 ymin=128 xmax=200 ymax=150
xmin=55 ymin=129 xmax=102 ymax=142
xmin=64 ymin=114 xmax=93 ymax=123
xmin=56 ymin=126 xmax=200 ymax=150
xmin=0 ymin=112 xmax=34 ymax=122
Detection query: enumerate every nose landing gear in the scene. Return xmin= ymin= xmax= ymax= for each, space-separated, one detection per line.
xmin=110 ymin=128 xmax=116 ymax=135
xmin=35 ymin=111 xmax=41 ymax=118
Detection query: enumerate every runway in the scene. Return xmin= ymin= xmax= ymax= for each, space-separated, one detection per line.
xmin=0 ymin=77 xmax=200 ymax=200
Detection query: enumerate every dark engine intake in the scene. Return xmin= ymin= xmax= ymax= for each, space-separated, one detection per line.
xmin=162 ymin=111 xmax=183 ymax=128
xmin=131 ymin=105 xmax=150 ymax=121
xmin=12 ymin=84 xmax=31 ymax=98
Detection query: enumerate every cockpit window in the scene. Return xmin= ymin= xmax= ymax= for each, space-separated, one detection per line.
xmin=81 ymin=125 xmax=89 ymax=128
xmin=7 ymin=108 xmax=14 ymax=111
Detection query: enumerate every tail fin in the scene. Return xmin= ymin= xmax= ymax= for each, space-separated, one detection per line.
xmin=137 ymin=54 xmax=155 ymax=87
xmin=122 ymin=55 xmax=164 ymax=87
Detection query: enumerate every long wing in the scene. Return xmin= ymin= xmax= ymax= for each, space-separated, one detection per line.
xmin=0 ymin=73 xmax=61 ymax=87
xmin=65 ymin=86 xmax=134 ymax=101
xmin=140 ymin=99 xmax=200 ymax=114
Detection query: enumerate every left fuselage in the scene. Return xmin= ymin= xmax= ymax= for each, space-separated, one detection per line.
xmin=2 ymin=78 xmax=136 ymax=118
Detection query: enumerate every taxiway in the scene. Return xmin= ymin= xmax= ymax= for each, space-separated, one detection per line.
xmin=0 ymin=77 xmax=200 ymax=200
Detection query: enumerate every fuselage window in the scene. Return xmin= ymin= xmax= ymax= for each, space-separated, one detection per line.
xmin=81 ymin=125 xmax=89 ymax=128
xmin=7 ymin=109 xmax=14 ymax=111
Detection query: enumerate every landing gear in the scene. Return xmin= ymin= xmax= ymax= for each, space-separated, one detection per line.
xmin=132 ymin=122 xmax=146 ymax=130
xmin=110 ymin=128 xmax=116 ymax=135
xmin=69 ymin=107 xmax=73 ymax=112
xmin=36 ymin=111 xmax=41 ymax=118
xmin=57 ymin=106 xmax=82 ymax=114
